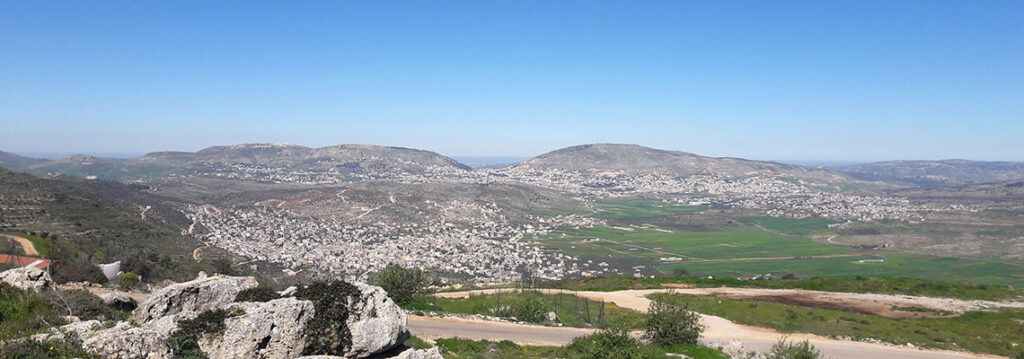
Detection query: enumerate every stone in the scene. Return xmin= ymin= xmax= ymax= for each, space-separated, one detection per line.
xmin=100 ymin=291 xmax=138 ymax=310
xmin=0 ymin=266 xmax=54 ymax=292
xmin=83 ymin=320 xmax=175 ymax=359
xmin=30 ymin=319 xmax=101 ymax=341
xmin=345 ymin=282 xmax=410 ymax=358
xmin=199 ymin=297 xmax=315 ymax=359
xmin=131 ymin=274 xmax=258 ymax=323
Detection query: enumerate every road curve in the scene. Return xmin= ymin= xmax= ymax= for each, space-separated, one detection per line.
xmin=409 ymin=315 xmax=998 ymax=359
xmin=421 ymin=288 xmax=1007 ymax=359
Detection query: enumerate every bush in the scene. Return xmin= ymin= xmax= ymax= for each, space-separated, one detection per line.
xmin=493 ymin=295 xmax=550 ymax=323
xmin=234 ymin=287 xmax=281 ymax=303
xmin=764 ymin=338 xmax=821 ymax=359
xmin=43 ymin=289 xmax=123 ymax=321
xmin=372 ymin=264 xmax=431 ymax=306
xmin=645 ymin=301 xmax=703 ymax=346
xmin=0 ymin=338 xmax=98 ymax=359
xmin=119 ymin=273 xmax=141 ymax=289
xmin=562 ymin=328 xmax=660 ymax=359
xmin=166 ymin=309 xmax=230 ymax=359
xmin=296 ymin=281 xmax=362 ymax=355
xmin=50 ymin=261 xmax=107 ymax=284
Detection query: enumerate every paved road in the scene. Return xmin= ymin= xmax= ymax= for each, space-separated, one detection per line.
xmin=408 ymin=315 xmax=997 ymax=359
xmin=422 ymin=288 xmax=1009 ymax=359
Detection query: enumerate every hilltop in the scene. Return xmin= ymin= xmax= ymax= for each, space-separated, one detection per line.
xmin=2 ymin=144 xmax=470 ymax=182
xmin=510 ymin=143 xmax=866 ymax=187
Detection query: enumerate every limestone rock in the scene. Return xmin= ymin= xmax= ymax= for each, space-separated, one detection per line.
xmin=345 ymin=282 xmax=410 ymax=358
xmin=199 ymin=297 xmax=315 ymax=359
xmin=392 ymin=347 xmax=443 ymax=359
xmin=83 ymin=320 xmax=175 ymax=359
xmin=0 ymin=266 xmax=54 ymax=292
xmin=30 ymin=319 xmax=101 ymax=341
xmin=100 ymin=291 xmax=138 ymax=310
xmin=132 ymin=274 xmax=258 ymax=323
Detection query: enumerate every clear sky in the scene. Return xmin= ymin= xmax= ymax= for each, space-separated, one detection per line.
xmin=1 ymin=1 xmax=1022 ymax=162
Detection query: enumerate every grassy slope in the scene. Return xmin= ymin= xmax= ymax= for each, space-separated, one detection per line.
xmin=652 ymin=293 xmax=1024 ymax=357
xmin=425 ymin=292 xmax=647 ymax=329
xmin=546 ymin=275 xmax=1021 ymax=301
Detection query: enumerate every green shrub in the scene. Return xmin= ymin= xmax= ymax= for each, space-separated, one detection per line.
xmin=561 ymin=328 xmax=660 ymax=359
xmin=43 ymin=289 xmax=124 ymax=321
xmin=50 ymin=261 xmax=107 ymax=284
xmin=166 ymin=309 xmax=230 ymax=359
xmin=296 ymin=280 xmax=361 ymax=355
xmin=764 ymin=338 xmax=821 ymax=359
xmin=234 ymin=287 xmax=280 ymax=303
xmin=645 ymin=301 xmax=703 ymax=346
xmin=118 ymin=273 xmax=141 ymax=289
xmin=0 ymin=338 xmax=98 ymax=359
xmin=493 ymin=295 xmax=550 ymax=323
xmin=372 ymin=264 xmax=431 ymax=306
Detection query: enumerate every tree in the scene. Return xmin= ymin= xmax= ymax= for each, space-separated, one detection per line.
xmin=563 ymin=327 xmax=659 ymax=359
xmin=644 ymin=300 xmax=703 ymax=346
xmin=764 ymin=338 xmax=821 ymax=359
xmin=372 ymin=264 xmax=431 ymax=306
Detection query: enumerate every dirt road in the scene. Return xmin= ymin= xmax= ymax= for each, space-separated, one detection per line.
xmin=3 ymin=234 xmax=39 ymax=256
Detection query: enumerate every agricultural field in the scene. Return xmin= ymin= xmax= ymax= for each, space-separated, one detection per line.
xmin=651 ymin=293 xmax=1024 ymax=357
xmin=538 ymin=198 xmax=1024 ymax=287
xmin=588 ymin=199 xmax=707 ymax=219
xmin=661 ymin=253 xmax=1024 ymax=287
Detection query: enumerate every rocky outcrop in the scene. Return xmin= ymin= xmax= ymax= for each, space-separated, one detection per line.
xmin=199 ymin=298 xmax=314 ymax=359
xmin=0 ymin=266 xmax=54 ymax=292
xmin=31 ymin=319 xmax=102 ymax=341
xmin=58 ymin=273 xmax=408 ymax=359
xmin=131 ymin=272 xmax=258 ymax=323
xmin=100 ymin=291 xmax=138 ymax=310
xmin=84 ymin=319 xmax=177 ymax=359
xmin=345 ymin=282 xmax=410 ymax=358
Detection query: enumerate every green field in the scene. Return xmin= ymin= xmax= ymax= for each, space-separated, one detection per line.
xmin=540 ymin=225 xmax=851 ymax=261
xmin=589 ymin=199 xmax=706 ymax=219
xmin=734 ymin=216 xmax=836 ymax=236
xmin=538 ymin=199 xmax=1024 ymax=288
xmin=652 ymin=293 xmax=1024 ymax=357
xmin=660 ymin=252 xmax=1024 ymax=287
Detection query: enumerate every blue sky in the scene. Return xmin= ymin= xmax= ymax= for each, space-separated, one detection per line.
xmin=1 ymin=1 xmax=1021 ymax=162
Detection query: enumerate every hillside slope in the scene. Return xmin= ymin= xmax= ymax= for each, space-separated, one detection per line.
xmin=8 ymin=143 xmax=470 ymax=182
xmin=512 ymin=143 xmax=866 ymax=186
xmin=838 ymin=160 xmax=1024 ymax=187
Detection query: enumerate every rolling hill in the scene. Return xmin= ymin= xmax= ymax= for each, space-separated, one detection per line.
xmin=511 ymin=143 xmax=868 ymax=186
xmin=2 ymin=143 xmax=470 ymax=182
xmin=837 ymin=160 xmax=1024 ymax=187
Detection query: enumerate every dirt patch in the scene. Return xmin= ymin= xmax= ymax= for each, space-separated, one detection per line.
xmin=733 ymin=294 xmax=953 ymax=319
xmin=660 ymin=283 xmax=695 ymax=288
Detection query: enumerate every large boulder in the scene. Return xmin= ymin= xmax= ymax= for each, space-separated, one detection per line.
xmin=83 ymin=320 xmax=176 ymax=359
xmin=0 ymin=266 xmax=54 ymax=292
xmin=199 ymin=297 xmax=315 ymax=359
xmin=131 ymin=273 xmax=258 ymax=323
xmin=346 ymin=282 xmax=410 ymax=358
